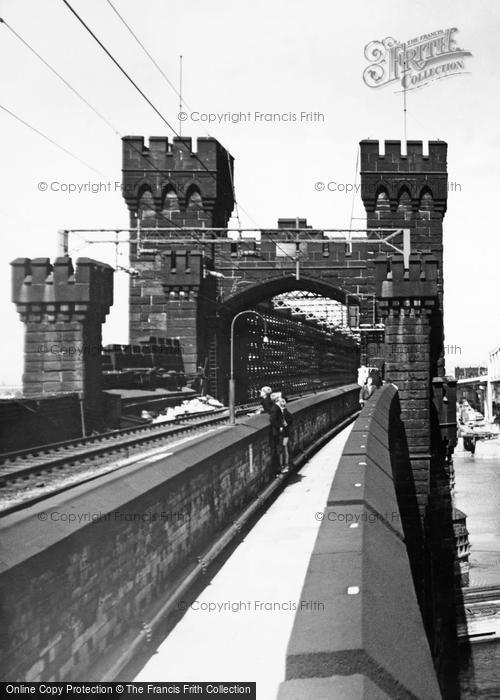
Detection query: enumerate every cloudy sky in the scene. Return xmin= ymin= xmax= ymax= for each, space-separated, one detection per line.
xmin=0 ymin=0 xmax=498 ymax=389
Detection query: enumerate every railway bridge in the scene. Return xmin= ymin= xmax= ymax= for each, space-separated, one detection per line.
xmin=120 ymin=136 xmax=447 ymax=402
xmin=0 ymin=137 xmax=464 ymax=698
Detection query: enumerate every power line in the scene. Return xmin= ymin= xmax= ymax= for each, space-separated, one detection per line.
xmin=0 ymin=18 xmax=208 ymax=223
xmin=60 ymin=1 xmax=297 ymax=262
xmin=61 ymin=0 xmax=179 ymax=134
xmin=0 ymin=17 xmax=119 ymax=136
xmin=0 ymin=16 xmax=242 ymax=269
xmin=4 ymin=4 xmax=296 ymax=267
xmin=104 ymin=0 xmax=184 ymax=104
xmin=103 ymin=1 xmax=212 ymax=139
xmin=0 ymin=103 xmax=108 ymax=178
xmin=2 ymin=18 xmax=340 ymax=323
xmin=0 ymin=26 xmax=241 ymax=271
xmin=101 ymin=0 xmax=251 ymax=230
xmin=59 ymin=3 xmax=224 ymax=200
xmin=99 ymin=0 xmax=293 ymax=260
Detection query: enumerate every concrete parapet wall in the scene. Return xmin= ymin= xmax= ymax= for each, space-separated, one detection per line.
xmin=279 ymin=385 xmax=442 ymax=700
xmin=0 ymin=385 xmax=358 ymax=682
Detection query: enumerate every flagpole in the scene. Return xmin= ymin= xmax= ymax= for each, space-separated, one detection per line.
xmin=179 ymin=54 xmax=183 ymax=136
xmin=402 ymin=43 xmax=407 ymax=155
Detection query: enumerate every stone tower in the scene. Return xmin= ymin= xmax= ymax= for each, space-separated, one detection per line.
xmin=11 ymin=256 xmax=113 ymax=426
xmin=360 ymin=139 xmax=448 ymax=377
xmin=360 ymin=140 xmax=447 ymax=289
xmin=121 ymin=136 xmax=235 ymax=378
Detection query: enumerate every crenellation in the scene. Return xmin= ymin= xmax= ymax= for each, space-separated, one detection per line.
xmin=360 ymin=139 xmax=448 ymax=218
xmin=361 ymin=139 xmax=446 ymax=167
xmin=11 ymin=257 xmax=113 ymax=423
xmin=375 ymin=253 xmax=439 ymax=302
xmin=122 ymin=135 xmax=230 ymax=176
xmin=12 ymin=257 xmax=113 ymax=311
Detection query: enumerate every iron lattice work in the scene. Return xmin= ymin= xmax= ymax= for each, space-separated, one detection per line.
xmin=233 ymin=305 xmax=359 ymax=403
xmin=272 ymin=290 xmax=353 ymax=333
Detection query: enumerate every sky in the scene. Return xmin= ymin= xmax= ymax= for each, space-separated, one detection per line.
xmin=0 ymin=0 xmax=499 ymax=390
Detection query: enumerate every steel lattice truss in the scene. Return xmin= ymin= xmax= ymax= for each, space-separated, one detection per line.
xmin=272 ymin=291 xmax=349 ymax=331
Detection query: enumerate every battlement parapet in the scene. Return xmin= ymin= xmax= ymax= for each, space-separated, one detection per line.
xmin=122 ymin=135 xmax=232 ymax=173
xmin=162 ymin=249 xmax=204 ymax=290
xmin=375 ymin=254 xmax=439 ymax=307
xmin=360 ymin=140 xmax=447 ymax=172
xmin=360 ymin=139 xmax=448 ymax=213
xmin=11 ymin=257 xmax=113 ymax=320
xmin=122 ymin=136 xmax=235 ymax=226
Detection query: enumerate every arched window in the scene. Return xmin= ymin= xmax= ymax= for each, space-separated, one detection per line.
xmin=397 ymin=188 xmax=412 ymax=219
xmin=138 ymin=189 xmax=155 ymax=221
xmin=419 ymin=188 xmax=434 ymax=211
xmin=186 ymin=188 xmax=203 ymax=210
xmin=161 ymin=187 xmax=180 ymax=216
xmin=375 ymin=188 xmax=390 ymax=212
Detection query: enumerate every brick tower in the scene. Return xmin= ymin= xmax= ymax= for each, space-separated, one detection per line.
xmin=364 ymin=143 xmax=459 ymax=680
xmin=375 ymin=252 xmax=440 ymax=517
xmin=360 ymin=140 xmax=447 ymax=260
xmin=360 ymin=140 xmax=449 ymax=505
xmin=11 ymin=257 xmax=113 ymax=426
xmin=360 ymin=139 xmax=448 ymax=465
xmin=121 ymin=136 xmax=235 ymax=378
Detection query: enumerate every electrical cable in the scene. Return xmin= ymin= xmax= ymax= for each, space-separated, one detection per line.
xmin=61 ymin=1 xmax=298 ymax=264
xmin=0 ymin=103 xmax=108 ymax=178
xmin=0 ymin=16 xmax=242 ymax=270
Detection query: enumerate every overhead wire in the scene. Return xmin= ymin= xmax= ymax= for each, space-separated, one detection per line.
xmin=61 ymin=0 xmax=297 ymax=264
xmin=0 ymin=17 xmax=119 ymax=136
xmin=5 ymin=6 xmax=351 ymax=325
xmin=61 ymin=0 xmax=179 ymax=135
xmin=103 ymin=0 xmax=245 ymax=230
xmin=0 ymin=16 xmax=242 ymax=270
xmin=103 ymin=0 xmax=184 ymax=106
xmin=0 ymin=103 xmax=109 ymax=178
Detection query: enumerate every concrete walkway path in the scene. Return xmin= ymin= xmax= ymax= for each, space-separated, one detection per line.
xmin=454 ymin=436 xmax=500 ymax=587
xmin=134 ymin=423 xmax=354 ymax=699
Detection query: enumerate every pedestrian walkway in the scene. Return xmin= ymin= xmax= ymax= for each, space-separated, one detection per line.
xmin=134 ymin=423 xmax=355 ymax=699
xmin=454 ymin=436 xmax=500 ymax=587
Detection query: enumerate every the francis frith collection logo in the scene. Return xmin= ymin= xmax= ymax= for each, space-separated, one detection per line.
xmin=363 ymin=28 xmax=472 ymax=91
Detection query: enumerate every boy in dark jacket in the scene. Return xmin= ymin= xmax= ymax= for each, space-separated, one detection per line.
xmin=270 ymin=396 xmax=293 ymax=472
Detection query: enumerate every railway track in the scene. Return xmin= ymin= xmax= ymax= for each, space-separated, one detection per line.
xmin=0 ymin=390 xmax=320 ymax=515
xmin=0 ymin=407 xmax=227 ymax=476
xmin=0 ymin=408 xmax=240 ymax=516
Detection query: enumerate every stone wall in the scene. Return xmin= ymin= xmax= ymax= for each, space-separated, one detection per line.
xmin=0 ymin=394 xmax=83 ymax=453
xmin=278 ymin=385 xmax=442 ymax=700
xmin=0 ymin=385 xmax=358 ymax=682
